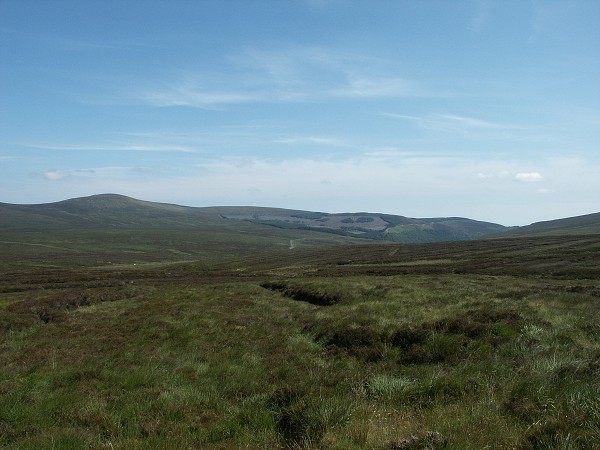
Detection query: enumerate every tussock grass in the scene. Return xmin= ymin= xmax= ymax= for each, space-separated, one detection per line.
xmin=1 ymin=235 xmax=599 ymax=448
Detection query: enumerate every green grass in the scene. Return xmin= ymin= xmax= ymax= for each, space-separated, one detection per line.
xmin=0 ymin=225 xmax=365 ymax=271
xmin=0 ymin=234 xmax=599 ymax=448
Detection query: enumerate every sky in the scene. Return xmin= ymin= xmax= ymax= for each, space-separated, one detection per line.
xmin=1 ymin=0 xmax=599 ymax=225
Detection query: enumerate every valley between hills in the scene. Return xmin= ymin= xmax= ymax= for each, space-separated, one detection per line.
xmin=0 ymin=194 xmax=599 ymax=448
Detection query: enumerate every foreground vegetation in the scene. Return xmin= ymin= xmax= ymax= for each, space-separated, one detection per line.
xmin=1 ymin=234 xmax=599 ymax=448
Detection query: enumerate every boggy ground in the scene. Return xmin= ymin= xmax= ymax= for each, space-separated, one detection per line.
xmin=0 ymin=235 xmax=599 ymax=449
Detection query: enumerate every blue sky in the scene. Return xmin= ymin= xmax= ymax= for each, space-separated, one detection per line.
xmin=1 ymin=0 xmax=599 ymax=225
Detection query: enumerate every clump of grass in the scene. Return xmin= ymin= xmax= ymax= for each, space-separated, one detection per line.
xmin=365 ymin=374 xmax=415 ymax=399
xmin=268 ymin=387 xmax=326 ymax=448
xmin=390 ymin=327 xmax=429 ymax=349
xmin=521 ymin=323 xmax=546 ymax=340
xmin=402 ymin=332 xmax=468 ymax=364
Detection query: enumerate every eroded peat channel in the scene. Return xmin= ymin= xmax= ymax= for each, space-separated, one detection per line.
xmin=260 ymin=282 xmax=343 ymax=306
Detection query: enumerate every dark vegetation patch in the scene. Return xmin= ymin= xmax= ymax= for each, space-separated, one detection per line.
xmin=562 ymin=284 xmax=600 ymax=297
xmin=267 ymin=386 xmax=326 ymax=448
xmin=290 ymin=213 xmax=326 ymax=220
xmin=307 ymin=308 xmax=525 ymax=365
xmin=260 ymin=282 xmax=342 ymax=306
xmin=504 ymin=379 xmax=545 ymax=421
xmin=0 ymin=285 xmax=147 ymax=332
xmin=519 ymin=417 xmax=577 ymax=450
xmin=431 ymin=310 xmax=522 ymax=340
xmin=309 ymin=321 xmax=387 ymax=362
xmin=341 ymin=216 xmax=375 ymax=224
xmin=553 ymin=356 xmax=600 ymax=383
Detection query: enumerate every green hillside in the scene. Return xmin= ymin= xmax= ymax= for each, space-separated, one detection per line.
xmin=3 ymin=193 xmax=597 ymax=272
xmin=0 ymin=194 xmax=509 ymax=240
xmin=0 ymin=194 xmax=214 ymax=231
xmin=0 ymin=196 xmax=371 ymax=270
xmin=503 ymin=212 xmax=600 ymax=237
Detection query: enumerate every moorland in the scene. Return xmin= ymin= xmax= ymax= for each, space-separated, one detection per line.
xmin=1 ymin=195 xmax=599 ymax=449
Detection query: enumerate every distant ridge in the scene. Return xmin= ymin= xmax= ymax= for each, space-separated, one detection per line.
xmin=0 ymin=194 xmax=203 ymax=231
xmin=502 ymin=212 xmax=600 ymax=237
xmin=7 ymin=193 xmax=599 ymax=242
xmin=0 ymin=194 xmax=511 ymax=243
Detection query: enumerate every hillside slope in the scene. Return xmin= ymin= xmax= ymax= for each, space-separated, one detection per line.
xmin=0 ymin=194 xmax=509 ymax=243
xmin=502 ymin=212 xmax=600 ymax=237
xmin=0 ymin=194 xmax=210 ymax=231
xmin=0 ymin=195 xmax=364 ymax=269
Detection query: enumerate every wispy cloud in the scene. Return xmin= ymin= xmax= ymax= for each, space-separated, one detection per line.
xmin=474 ymin=169 xmax=545 ymax=183
xmin=274 ymin=135 xmax=347 ymax=146
xmin=116 ymin=128 xmax=351 ymax=154
xmin=380 ymin=112 xmax=511 ymax=133
xmin=141 ymin=81 xmax=261 ymax=108
xmin=332 ymin=77 xmax=426 ymax=98
xmin=437 ymin=114 xmax=505 ymax=129
xmin=43 ymin=166 xmax=152 ymax=181
xmin=44 ymin=168 xmax=97 ymax=181
xmin=515 ymin=171 xmax=544 ymax=182
xmin=136 ymin=46 xmax=439 ymax=107
xmin=474 ymin=170 xmax=511 ymax=179
xmin=22 ymin=143 xmax=198 ymax=153
xmin=44 ymin=170 xmax=72 ymax=181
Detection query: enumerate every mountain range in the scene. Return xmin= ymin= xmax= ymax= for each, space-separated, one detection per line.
xmin=1 ymin=194 xmax=598 ymax=243
xmin=0 ymin=193 xmax=506 ymax=243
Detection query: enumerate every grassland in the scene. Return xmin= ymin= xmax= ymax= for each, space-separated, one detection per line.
xmin=1 ymin=228 xmax=599 ymax=448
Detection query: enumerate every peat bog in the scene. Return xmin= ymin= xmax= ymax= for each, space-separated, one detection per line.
xmin=1 ymin=232 xmax=599 ymax=448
